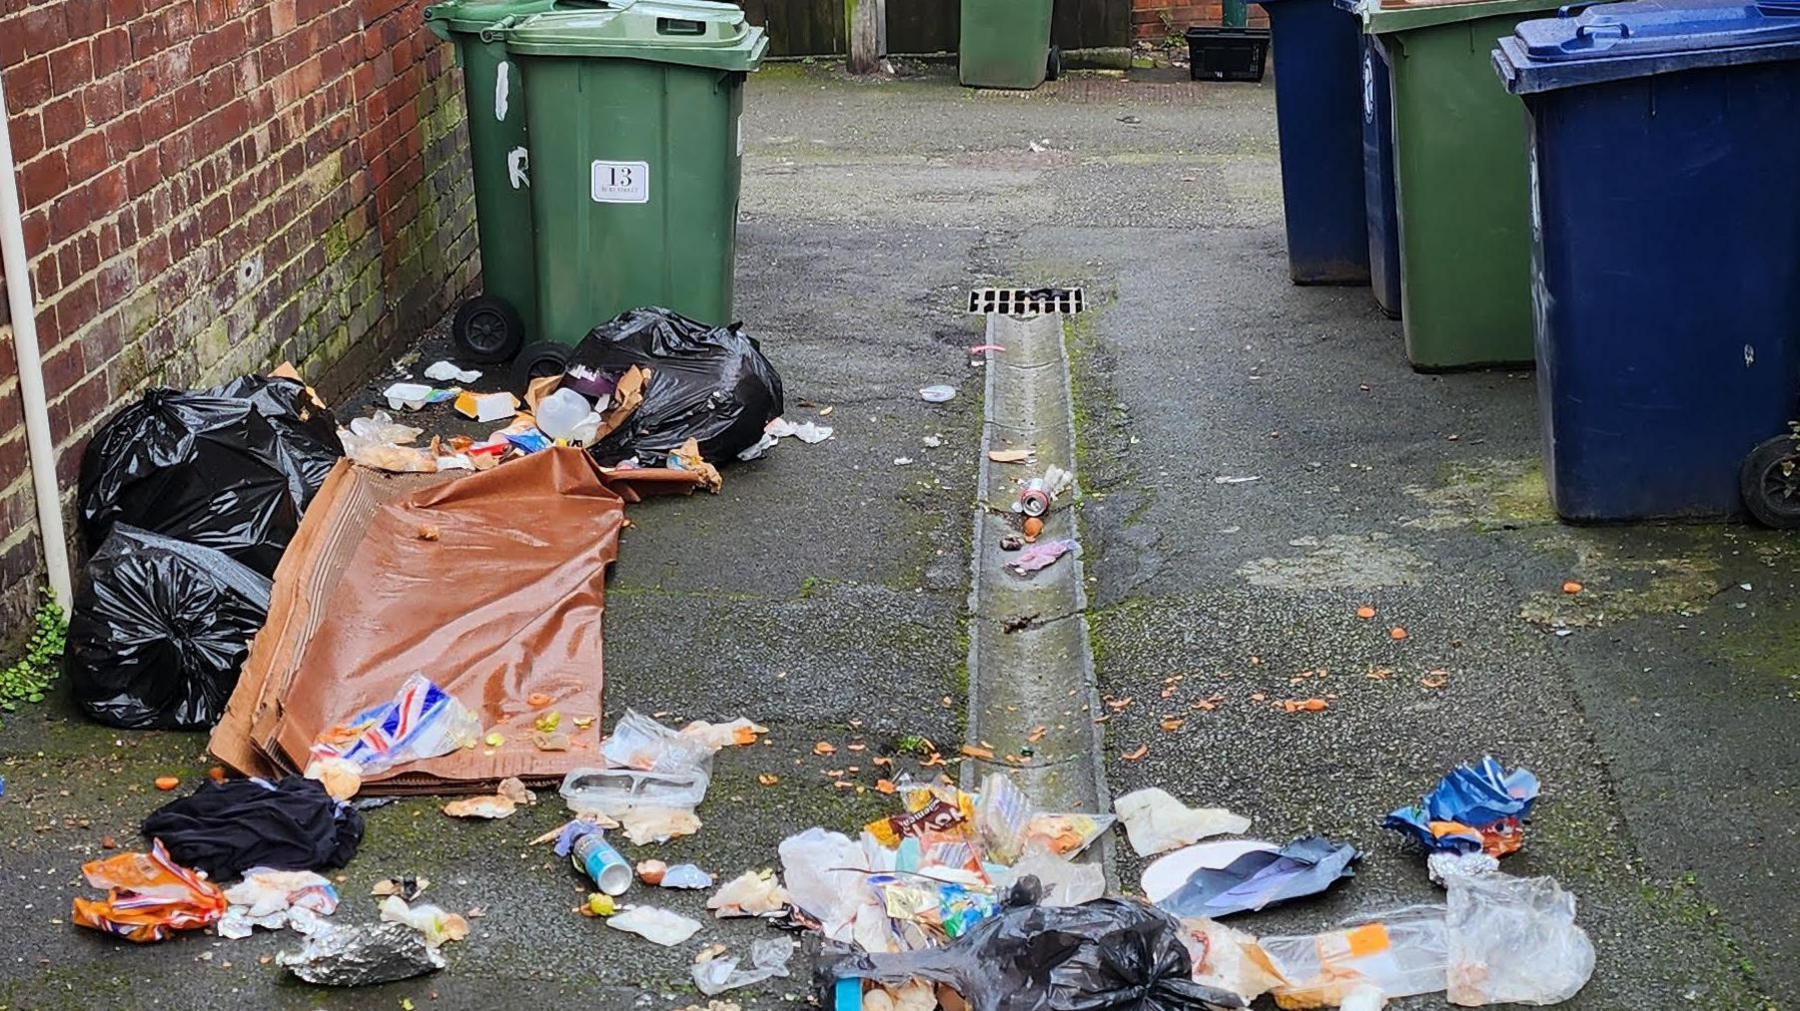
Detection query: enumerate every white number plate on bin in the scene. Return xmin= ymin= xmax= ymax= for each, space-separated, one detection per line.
xmin=590 ymin=160 xmax=649 ymax=203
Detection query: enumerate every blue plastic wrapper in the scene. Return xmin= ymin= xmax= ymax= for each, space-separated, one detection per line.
xmin=503 ymin=428 xmax=553 ymax=454
xmin=1383 ymin=757 xmax=1540 ymax=855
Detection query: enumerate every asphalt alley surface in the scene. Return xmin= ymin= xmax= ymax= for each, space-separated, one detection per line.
xmin=0 ymin=61 xmax=1794 ymax=1009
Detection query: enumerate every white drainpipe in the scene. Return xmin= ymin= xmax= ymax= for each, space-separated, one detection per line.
xmin=0 ymin=70 xmax=74 ymax=612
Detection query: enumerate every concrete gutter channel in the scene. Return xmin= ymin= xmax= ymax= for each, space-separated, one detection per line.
xmin=964 ymin=308 xmax=1115 ymax=880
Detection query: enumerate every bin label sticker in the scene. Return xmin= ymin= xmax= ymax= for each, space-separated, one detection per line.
xmin=591 ymin=161 xmax=650 ymax=203
xmin=1361 ymin=52 xmax=1374 ymax=123
xmin=736 ymin=117 xmax=743 ymax=157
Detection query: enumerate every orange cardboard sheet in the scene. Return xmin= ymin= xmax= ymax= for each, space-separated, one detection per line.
xmin=212 ymin=448 xmax=652 ymax=794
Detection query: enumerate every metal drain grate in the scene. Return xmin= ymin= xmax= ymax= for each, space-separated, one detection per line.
xmin=967 ymin=287 xmax=1085 ymax=317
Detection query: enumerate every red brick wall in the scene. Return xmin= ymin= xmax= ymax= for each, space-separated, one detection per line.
xmin=0 ymin=0 xmax=478 ymax=632
xmin=1133 ymin=0 xmax=1267 ymax=40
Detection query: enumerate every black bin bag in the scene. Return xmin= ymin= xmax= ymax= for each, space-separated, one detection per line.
xmin=78 ymin=374 xmax=343 ymax=576
xmin=818 ymin=880 xmax=1246 ymax=1011
xmin=569 ymin=307 xmax=784 ymax=465
xmin=66 ymin=525 xmax=273 ymax=730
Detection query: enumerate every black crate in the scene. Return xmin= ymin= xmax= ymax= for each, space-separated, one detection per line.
xmin=1186 ymin=26 xmax=1271 ymax=82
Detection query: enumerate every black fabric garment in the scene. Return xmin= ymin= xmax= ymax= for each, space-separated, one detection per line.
xmin=141 ymin=777 xmax=363 ymax=879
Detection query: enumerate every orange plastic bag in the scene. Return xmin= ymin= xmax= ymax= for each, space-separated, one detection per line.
xmin=71 ymin=840 xmax=228 ymax=942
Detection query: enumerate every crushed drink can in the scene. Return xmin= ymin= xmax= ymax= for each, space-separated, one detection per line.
xmin=1017 ymin=479 xmax=1051 ymax=517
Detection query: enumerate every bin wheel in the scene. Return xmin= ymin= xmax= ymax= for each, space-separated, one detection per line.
xmin=452 ymin=295 xmax=525 ymax=364
xmin=1046 ymin=45 xmax=1063 ymax=81
xmin=512 ymin=340 xmax=573 ymax=394
xmin=1740 ymin=433 xmax=1800 ymax=529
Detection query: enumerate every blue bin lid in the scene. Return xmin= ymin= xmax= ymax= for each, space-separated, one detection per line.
xmin=1496 ymin=0 xmax=1800 ymax=92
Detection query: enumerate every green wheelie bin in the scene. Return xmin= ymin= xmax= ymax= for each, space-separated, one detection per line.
xmin=425 ymin=0 xmax=567 ymax=363
xmin=960 ymin=0 xmax=1062 ymax=90
xmin=1352 ymin=0 xmax=1579 ymax=370
xmin=493 ymin=0 xmax=767 ymax=377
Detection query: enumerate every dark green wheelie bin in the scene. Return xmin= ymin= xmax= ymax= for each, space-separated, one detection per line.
xmin=425 ymin=0 xmax=567 ymax=362
xmin=960 ymin=0 xmax=1062 ymax=89
xmin=492 ymin=0 xmax=766 ymax=377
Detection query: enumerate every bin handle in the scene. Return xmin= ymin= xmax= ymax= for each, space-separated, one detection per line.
xmin=1554 ymin=2 xmax=1602 ymax=17
xmin=1574 ymin=21 xmax=1629 ymax=40
xmin=479 ymin=14 xmax=522 ymax=41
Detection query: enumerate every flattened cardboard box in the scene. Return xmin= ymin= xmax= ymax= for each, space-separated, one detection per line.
xmin=211 ymin=449 xmax=626 ymax=793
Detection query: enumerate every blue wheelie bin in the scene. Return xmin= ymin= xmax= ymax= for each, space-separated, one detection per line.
xmin=1253 ymin=0 xmax=1371 ymax=285
xmin=1494 ymin=0 xmax=1800 ymax=522
xmin=1358 ymin=36 xmax=1402 ymax=318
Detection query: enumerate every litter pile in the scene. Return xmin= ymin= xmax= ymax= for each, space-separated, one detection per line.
xmin=347 ymin=306 xmax=788 ymax=493
xmin=804 ymin=757 xmax=1590 ymax=1010
xmin=776 ymin=772 xmax=1113 ymax=952
xmin=52 ymin=350 xmax=1595 ymax=1010
xmin=53 ymin=335 xmax=797 ymax=982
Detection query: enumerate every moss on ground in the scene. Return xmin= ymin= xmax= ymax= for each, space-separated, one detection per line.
xmin=1707 ymin=598 xmax=1800 ymax=696
xmin=1405 ymin=457 xmax=1556 ymax=531
xmin=1519 ymin=535 xmax=1722 ymax=629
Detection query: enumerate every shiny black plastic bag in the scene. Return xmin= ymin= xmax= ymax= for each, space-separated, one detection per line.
xmin=66 ymin=525 xmax=272 ymax=730
xmin=819 ymin=881 xmax=1245 ymax=1011
xmin=570 ymin=307 xmax=783 ymax=465
xmin=78 ymin=374 xmax=342 ymax=576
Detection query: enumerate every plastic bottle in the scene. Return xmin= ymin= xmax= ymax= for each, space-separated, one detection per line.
xmin=537 ymin=388 xmax=595 ymax=441
xmin=571 ymin=831 xmax=632 ymax=896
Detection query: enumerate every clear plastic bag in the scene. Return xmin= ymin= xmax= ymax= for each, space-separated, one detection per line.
xmin=1445 ymin=873 xmax=1594 ymax=1006
xmin=1261 ymin=906 xmax=1448 ymax=1010
xmin=693 ymin=936 xmax=795 ymax=996
xmin=974 ymin=773 xmax=1036 ymax=865
xmin=339 ymin=412 xmax=435 ymax=473
xmin=1177 ymin=916 xmax=1285 ymax=1005
xmin=995 ymin=847 xmax=1106 ymax=907
xmin=601 ymin=709 xmax=715 ymax=774
xmin=348 ymin=411 xmax=423 ymax=444
xmin=778 ymin=827 xmax=872 ymax=940
xmin=1023 ymin=811 xmax=1115 ymax=858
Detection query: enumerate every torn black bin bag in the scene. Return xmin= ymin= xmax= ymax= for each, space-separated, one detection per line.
xmin=569 ymin=306 xmax=783 ymax=465
xmin=820 ymin=879 xmax=1246 ymax=1011
xmin=142 ymin=776 xmax=364 ymax=880
xmin=65 ymin=525 xmax=271 ymax=730
xmin=78 ymin=374 xmax=343 ymax=576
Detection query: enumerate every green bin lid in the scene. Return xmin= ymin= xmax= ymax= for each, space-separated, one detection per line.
xmin=425 ymin=0 xmax=567 ymax=36
xmin=494 ymin=0 xmax=768 ymax=72
xmin=1358 ymin=0 xmax=1584 ymax=33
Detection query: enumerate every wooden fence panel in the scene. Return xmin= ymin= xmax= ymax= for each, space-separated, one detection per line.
xmin=887 ymin=0 xmax=959 ymax=53
xmin=747 ymin=0 xmax=1126 ymax=57
xmin=745 ymin=0 xmax=848 ymax=55
xmin=1052 ymin=0 xmax=1130 ymax=49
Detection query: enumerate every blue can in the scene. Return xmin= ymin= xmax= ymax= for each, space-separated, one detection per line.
xmin=1358 ymin=36 xmax=1402 ymax=318
xmin=1495 ymin=0 xmax=1800 ymax=520
xmin=1254 ymin=0 xmax=1372 ymax=285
